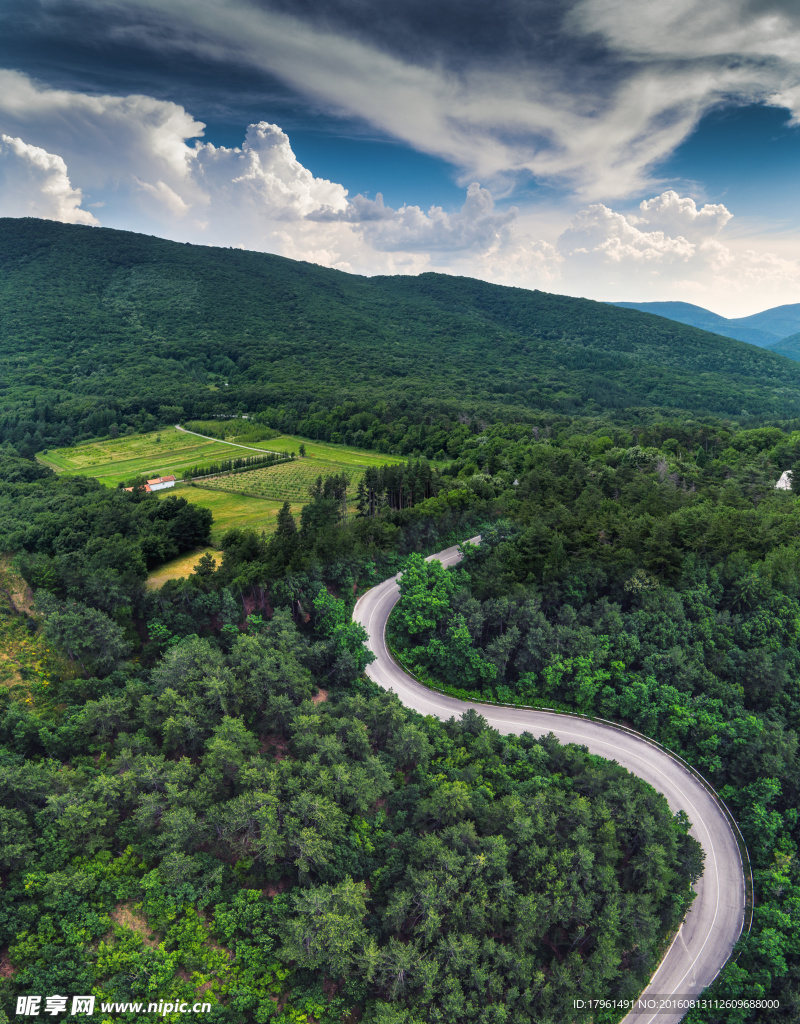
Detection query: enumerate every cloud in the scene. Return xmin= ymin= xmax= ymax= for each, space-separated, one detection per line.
xmin=339 ymin=183 xmax=517 ymax=253
xmin=0 ymin=69 xmax=203 ymax=193
xmin=553 ymin=190 xmax=800 ymax=314
xmin=634 ymin=192 xmax=732 ymax=239
xmin=194 ymin=122 xmax=349 ymax=222
xmin=0 ymin=134 xmax=98 ymax=224
xmin=559 ymin=191 xmax=732 ymax=265
xmin=19 ymin=0 xmax=800 ymax=200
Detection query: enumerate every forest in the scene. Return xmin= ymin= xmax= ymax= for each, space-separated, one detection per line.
xmin=1 ymin=219 xmax=799 ymax=1023
xmin=6 ymin=217 xmax=800 ymax=466
xmin=0 ymin=445 xmax=703 ymax=1024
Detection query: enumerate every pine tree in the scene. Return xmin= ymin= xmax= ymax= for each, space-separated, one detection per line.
xmin=276 ymin=501 xmax=297 ymax=538
xmin=356 ymin=479 xmax=369 ymax=517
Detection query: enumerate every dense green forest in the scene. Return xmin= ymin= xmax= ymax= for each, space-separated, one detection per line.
xmin=2 ymin=220 xmax=800 ymax=1022
xmin=0 ymin=449 xmax=702 ymax=1024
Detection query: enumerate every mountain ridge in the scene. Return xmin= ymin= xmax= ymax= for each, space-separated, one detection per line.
xmin=612 ymin=299 xmax=800 ymax=352
xmin=4 ymin=218 xmax=800 ymax=436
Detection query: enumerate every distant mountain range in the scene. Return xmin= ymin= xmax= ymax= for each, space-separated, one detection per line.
xmin=611 ymin=300 xmax=800 ymax=360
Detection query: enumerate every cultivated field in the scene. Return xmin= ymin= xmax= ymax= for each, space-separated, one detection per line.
xmin=247 ymin=434 xmax=405 ymax=467
xmin=199 ymin=459 xmax=365 ymax=503
xmin=182 ymin=421 xmax=405 ymax=468
xmin=38 ymin=425 xmax=403 ymax=581
xmin=38 ymin=429 xmax=239 ymax=487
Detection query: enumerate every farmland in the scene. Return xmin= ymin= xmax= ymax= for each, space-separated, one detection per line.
xmin=38 ymin=429 xmax=240 ymax=487
xmin=180 ymin=421 xmax=406 ymax=468
xmin=160 ymin=488 xmax=304 ymax=544
xmin=199 ymin=459 xmax=365 ymax=504
xmin=36 ymin=424 xmax=405 ymax=575
xmin=249 ymin=434 xmax=405 ymax=466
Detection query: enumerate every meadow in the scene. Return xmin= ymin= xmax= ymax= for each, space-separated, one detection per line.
xmin=38 ymin=429 xmax=239 ymax=487
xmin=144 ymin=546 xmax=220 ymax=589
xmin=182 ymin=420 xmax=406 ymax=468
xmin=158 ymin=487 xmax=305 ymax=545
xmin=247 ymin=433 xmax=405 ymax=466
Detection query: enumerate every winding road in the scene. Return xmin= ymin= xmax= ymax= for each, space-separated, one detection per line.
xmin=353 ymin=539 xmax=748 ymax=1024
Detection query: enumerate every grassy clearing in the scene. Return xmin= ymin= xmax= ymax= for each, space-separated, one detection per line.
xmin=145 ymin=547 xmax=219 ymax=589
xmin=158 ymin=485 xmax=304 ymax=544
xmin=38 ymin=429 xmax=238 ymax=487
xmin=184 ymin=421 xmax=404 ymax=467
xmin=244 ymin=434 xmax=405 ymax=466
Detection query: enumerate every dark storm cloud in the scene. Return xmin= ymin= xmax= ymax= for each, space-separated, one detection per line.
xmin=0 ymin=0 xmax=300 ymax=127
xmin=252 ymin=0 xmax=591 ymax=65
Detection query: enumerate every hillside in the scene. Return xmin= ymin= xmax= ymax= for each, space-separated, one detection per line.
xmin=613 ymin=299 xmax=800 ymax=351
xmin=4 ymin=219 xmax=800 ymax=457
xmin=769 ymin=331 xmax=800 ymax=362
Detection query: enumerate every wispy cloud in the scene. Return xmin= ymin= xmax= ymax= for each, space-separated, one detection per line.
xmin=16 ymin=0 xmax=800 ymax=200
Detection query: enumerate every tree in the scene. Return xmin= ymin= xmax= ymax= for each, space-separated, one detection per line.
xmin=276 ymin=501 xmax=297 ymax=539
xmin=280 ymin=877 xmax=369 ymax=977
xmin=37 ymin=594 xmax=132 ymax=675
xmin=395 ymin=554 xmax=457 ymax=640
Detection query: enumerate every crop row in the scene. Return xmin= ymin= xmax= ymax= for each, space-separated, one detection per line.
xmin=200 ymin=462 xmax=365 ymax=502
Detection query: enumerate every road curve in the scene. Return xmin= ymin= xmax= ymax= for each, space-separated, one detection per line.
xmin=353 ymin=539 xmax=746 ymax=1024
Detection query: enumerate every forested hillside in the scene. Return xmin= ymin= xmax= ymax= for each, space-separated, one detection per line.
xmin=611 ymin=301 xmax=800 ymax=350
xmin=4 ymin=219 xmax=800 ymax=462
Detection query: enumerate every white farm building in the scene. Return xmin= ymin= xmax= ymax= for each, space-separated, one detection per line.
xmin=147 ymin=476 xmax=176 ymax=491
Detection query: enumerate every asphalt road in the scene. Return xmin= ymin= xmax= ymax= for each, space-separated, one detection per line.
xmin=353 ymin=539 xmax=746 ymax=1024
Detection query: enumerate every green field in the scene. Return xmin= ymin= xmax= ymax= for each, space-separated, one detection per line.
xmin=159 ymin=486 xmax=304 ymax=544
xmin=145 ymin=491 xmax=305 ymax=584
xmin=182 ymin=422 xmax=405 ymax=467
xmin=38 ymin=429 xmax=241 ymax=487
xmin=248 ymin=434 xmax=404 ymax=466
xmin=200 ymin=459 xmax=366 ymax=503
xmin=39 ymin=426 xmax=402 ymax=553
xmin=145 ymin=547 xmax=219 ymax=589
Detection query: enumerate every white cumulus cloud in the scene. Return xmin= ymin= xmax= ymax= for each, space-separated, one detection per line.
xmin=552 ymin=190 xmax=800 ymax=314
xmin=0 ymin=134 xmax=97 ymax=224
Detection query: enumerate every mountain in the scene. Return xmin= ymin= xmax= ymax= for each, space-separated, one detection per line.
xmin=734 ymin=303 xmax=800 ymax=341
xmin=612 ymin=300 xmax=800 ymax=352
xmin=769 ymin=332 xmax=800 ymax=362
xmin=4 ymin=218 xmax=800 ymax=440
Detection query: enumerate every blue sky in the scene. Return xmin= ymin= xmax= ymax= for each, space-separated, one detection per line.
xmin=0 ymin=0 xmax=799 ymax=315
